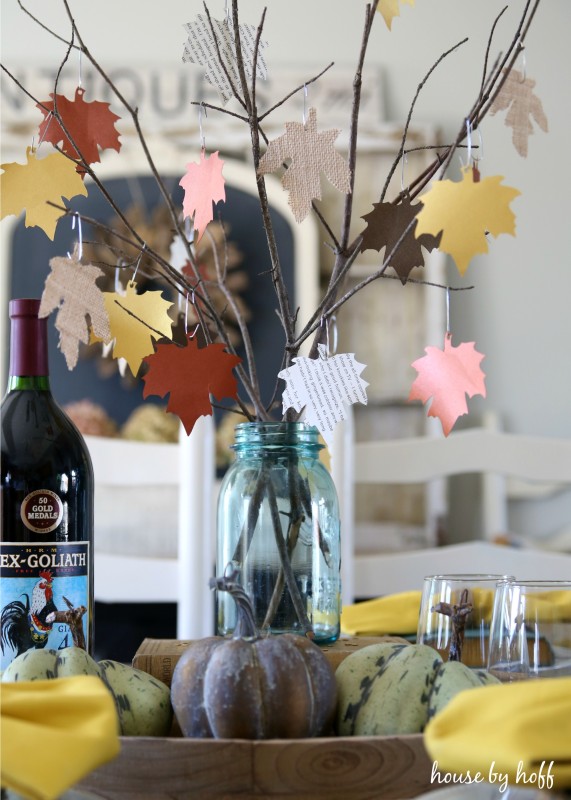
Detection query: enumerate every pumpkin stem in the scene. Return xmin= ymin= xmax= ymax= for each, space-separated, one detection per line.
xmin=210 ymin=571 xmax=259 ymax=640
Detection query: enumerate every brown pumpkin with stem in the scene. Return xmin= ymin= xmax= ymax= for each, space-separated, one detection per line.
xmin=171 ymin=573 xmax=338 ymax=739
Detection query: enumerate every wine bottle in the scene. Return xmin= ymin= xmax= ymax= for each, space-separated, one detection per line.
xmin=1 ymin=298 xmax=94 ymax=668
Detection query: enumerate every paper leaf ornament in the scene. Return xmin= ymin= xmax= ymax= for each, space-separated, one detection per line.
xmin=409 ymin=334 xmax=486 ymax=436
xmin=0 ymin=147 xmax=88 ymax=239
xmin=39 ymin=245 xmax=111 ymax=370
xmin=360 ymin=197 xmax=441 ymax=283
xmin=37 ymin=88 xmax=121 ymax=175
xmin=414 ymin=167 xmax=521 ymax=275
xmin=278 ymin=344 xmax=368 ymax=447
xmin=179 ymin=151 xmax=226 ymax=242
xmin=258 ymin=108 xmax=351 ymax=223
xmin=101 ymin=281 xmax=174 ymax=376
xmin=376 ymin=0 xmax=415 ymax=30
xmin=490 ymin=68 xmax=548 ymax=158
xmin=142 ymin=336 xmax=242 ymax=435
xmin=182 ymin=14 xmax=267 ymax=105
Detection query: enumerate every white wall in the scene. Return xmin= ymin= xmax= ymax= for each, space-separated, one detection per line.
xmin=2 ymin=0 xmax=570 ymax=437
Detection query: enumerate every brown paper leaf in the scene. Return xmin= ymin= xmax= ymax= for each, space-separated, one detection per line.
xmin=360 ymin=197 xmax=441 ymax=283
xmin=490 ymin=68 xmax=548 ymax=158
xmin=39 ymin=244 xmax=110 ymax=369
xmin=257 ymin=107 xmax=351 ymax=223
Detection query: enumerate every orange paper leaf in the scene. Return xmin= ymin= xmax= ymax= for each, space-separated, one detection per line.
xmin=257 ymin=107 xmax=351 ymax=223
xmin=142 ymin=336 xmax=242 ymax=435
xmin=414 ymin=167 xmax=521 ymax=275
xmin=409 ymin=334 xmax=486 ymax=436
xmin=37 ymin=88 xmax=121 ymax=174
xmin=101 ymin=281 xmax=174 ymax=377
xmin=39 ymin=244 xmax=111 ymax=369
xmin=179 ymin=150 xmax=226 ymax=242
xmin=0 ymin=147 xmax=88 ymax=239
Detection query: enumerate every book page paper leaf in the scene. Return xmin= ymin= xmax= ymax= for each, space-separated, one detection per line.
xmin=179 ymin=150 xmax=226 ymax=242
xmin=142 ymin=336 xmax=242 ymax=435
xmin=102 ymin=281 xmax=174 ymax=376
xmin=278 ymin=344 xmax=368 ymax=447
xmin=376 ymin=0 xmax=415 ymax=30
xmin=408 ymin=334 xmax=486 ymax=436
xmin=182 ymin=14 xmax=268 ymax=105
xmin=490 ymin=68 xmax=548 ymax=158
xmin=360 ymin=197 xmax=441 ymax=283
xmin=39 ymin=244 xmax=110 ymax=370
xmin=414 ymin=167 xmax=521 ymax=275
xmin=37 ymin=88 xmax=122 ymax=174
xmin=0 ymin=147 xmax=88 ymax=239
xmin=258 ymin=107 xmax=351 ymax=223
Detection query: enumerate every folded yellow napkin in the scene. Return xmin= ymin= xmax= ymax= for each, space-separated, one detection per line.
xmin=341 ymin=591 xmax=421 ymax=636
xmin=1 ymin=675 xmax=120 ymax=800
xmin=424 ymin=677 xmax=571 ymax=791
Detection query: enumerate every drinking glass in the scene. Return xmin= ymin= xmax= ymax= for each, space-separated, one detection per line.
xmin=416 ymin=574 xmax=514 ymax=668
xmin=487 ymin=579 xmax=571 ymax=681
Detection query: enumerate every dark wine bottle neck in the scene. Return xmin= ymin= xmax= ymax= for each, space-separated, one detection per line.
xmin=7 ymin=299 xmax=50 ymax=381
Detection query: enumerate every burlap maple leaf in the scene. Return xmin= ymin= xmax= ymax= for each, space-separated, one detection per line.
xmin=258 ymin=107 xmax=351 ymax=223
xmin=39 ymin=245 xmax=111 ymax=369
xmin=414 ymin=166 xmax=520 ymax=275
xmin=360 ymin=197 xmax=441 ymax=283
xmin=409 ymin=334 xmax=486 ymax=436
xmin=142 ymin=336 xmax=242 ymax=435
xmin=490 ymin=68 xmax=548 ymax=158
xmin=0 ymin=147 xmax=88 ymax=239
xmin=37 ymin=88 xmax=121 ymax=175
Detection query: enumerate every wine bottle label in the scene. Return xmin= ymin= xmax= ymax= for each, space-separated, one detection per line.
xmin=0 ymin=541 xmax=91 ymax=670
xmin=20 ymin=489 xmax=64 ymax=534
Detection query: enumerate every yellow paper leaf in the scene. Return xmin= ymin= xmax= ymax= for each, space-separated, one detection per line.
xmin=0 ymin=147 xmax=88 ymax=239
xmin=414 ymin=167 xmax=521 ymax=275
xmin=102 ymin=280 xmax=174 ymax=376
xmin=376 ymin=0 xmax=415 ymax=30
xmin=39 ymin=245 xmax=111 ymax=370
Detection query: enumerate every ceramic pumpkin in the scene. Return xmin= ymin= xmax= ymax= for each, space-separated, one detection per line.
xmin=171 ymin=573 xmax=338 ymax=739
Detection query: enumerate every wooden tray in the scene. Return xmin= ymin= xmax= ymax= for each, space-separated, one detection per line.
xmin=77 ymin=734 xmax=432 ymax=799
xmin=77 ymin=637 xmax=434 ymax=799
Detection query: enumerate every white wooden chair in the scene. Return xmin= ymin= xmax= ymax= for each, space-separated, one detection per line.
xmin=340 ymin=428 xmax=571 ymax=599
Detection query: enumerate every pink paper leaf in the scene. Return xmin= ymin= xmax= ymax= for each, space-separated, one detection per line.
xmin=179 ymin=150 xmax=226 ymax=242
xmin=409 ymin=334 xmax=486 ymax=436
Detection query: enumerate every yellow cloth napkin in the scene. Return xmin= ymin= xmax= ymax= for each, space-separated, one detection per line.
xmin=1 ymin=676 xmax=120 ymax=800
xmin=424 ymin=677 xmax=571 ymax=791
xmin=341 ymin=590 xmax=421 ymax=636
xmin=341 ymin=587 xmax=571 ymax=637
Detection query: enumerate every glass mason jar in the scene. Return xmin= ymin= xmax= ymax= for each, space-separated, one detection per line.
xmin=215 ymin=421 xmax=341 ymax=644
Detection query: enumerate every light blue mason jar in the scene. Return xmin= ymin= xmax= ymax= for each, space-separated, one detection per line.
xmin=215 ymin=421 xmax=341 ymax=644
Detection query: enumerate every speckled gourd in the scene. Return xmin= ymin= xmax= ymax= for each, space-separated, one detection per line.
xmin=335 ymin=642 xmax=500 ymax=736
xmin=1 ymin=646 xmax=172 ymax=736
